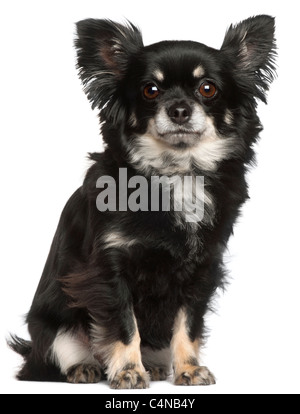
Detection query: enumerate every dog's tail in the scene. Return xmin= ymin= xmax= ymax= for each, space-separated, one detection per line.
xmin=7 ymin=334 xmax=65 ymax=382
xmin=7 ymin=335 xmax=32 ymax=357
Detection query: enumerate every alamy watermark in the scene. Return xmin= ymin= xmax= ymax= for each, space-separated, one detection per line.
xmin=96 ymin=168 xmax=205 ymax=223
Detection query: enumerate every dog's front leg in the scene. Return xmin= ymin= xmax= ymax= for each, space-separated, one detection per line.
xmin=91 ymin=313 xmax=150 ymax=389
xmin=171 ymin=308 xmax=216 ymax=386
xmin=63 ymin=251 xmax=149 ymax=389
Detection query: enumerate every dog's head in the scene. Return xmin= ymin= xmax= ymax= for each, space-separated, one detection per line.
xmin=76 ymin=16 xmax=276 ymax=173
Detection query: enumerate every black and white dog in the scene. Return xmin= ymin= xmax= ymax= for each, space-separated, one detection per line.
xmin=10 ymin=15 xmax=276 ymax=388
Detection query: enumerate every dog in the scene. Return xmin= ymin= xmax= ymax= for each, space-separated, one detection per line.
xmin=9 ymin=15 xmax=276 ymax=388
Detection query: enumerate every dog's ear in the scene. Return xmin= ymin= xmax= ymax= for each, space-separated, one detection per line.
xmin=75 ymin=19 xmax=143 ymax=115
xmin=221 ymin=15 xmax=277 ymax=103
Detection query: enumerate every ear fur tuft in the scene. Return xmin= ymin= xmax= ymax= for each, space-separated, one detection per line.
xmin=221 ymin=15 xmax=277 ymax=103
xmin=75 ymin=19 xmax=143 ymax=119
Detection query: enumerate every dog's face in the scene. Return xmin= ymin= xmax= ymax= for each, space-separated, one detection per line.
xmin=129 ymin=41 xmax=228 ymax=149
xmin=76 ymin=17 xmax=276 ymax=173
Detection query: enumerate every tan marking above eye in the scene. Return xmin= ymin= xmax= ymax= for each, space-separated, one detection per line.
xmin=193 ymin=65 xmax=205 ymax=78
xmin=153 ymin=69 xmax=165 ymax=82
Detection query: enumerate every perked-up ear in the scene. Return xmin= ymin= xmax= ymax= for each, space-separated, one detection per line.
xmin=221 ymin=15 xmax=277 ymax=103
xmin=75 ymin=19 xmax=144 ymax=115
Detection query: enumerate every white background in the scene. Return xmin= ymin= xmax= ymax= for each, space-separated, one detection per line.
xmin=1 ymin=0 xmax=299 ymax=395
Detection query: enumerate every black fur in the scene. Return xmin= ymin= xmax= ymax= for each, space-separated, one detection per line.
xmin=9 ymin=16 xmax=276 ymax=385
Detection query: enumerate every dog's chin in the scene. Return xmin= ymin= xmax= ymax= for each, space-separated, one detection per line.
xmin=156 ymin=132 xmax=202 ymax=149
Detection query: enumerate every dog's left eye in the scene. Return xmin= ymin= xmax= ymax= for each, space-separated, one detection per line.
xmin=199 ymin=82 xmax=217 ymax=99
xmin=143 ymin=84 xmax=160 ymax=100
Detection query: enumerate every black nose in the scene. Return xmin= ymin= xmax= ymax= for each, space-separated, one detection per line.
xmin=168 ymin=103 xmax=191 ymax=125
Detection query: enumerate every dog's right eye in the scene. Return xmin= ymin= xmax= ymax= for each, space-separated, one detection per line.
xmin=143 ymin=84 xmax=160 ymax=100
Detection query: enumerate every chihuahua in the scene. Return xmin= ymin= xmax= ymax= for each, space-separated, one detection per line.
xmin=10 ymin=15 xmax=276 ymax=388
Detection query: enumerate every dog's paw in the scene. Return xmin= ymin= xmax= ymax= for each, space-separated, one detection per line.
xmin=110 ymin=368 xmax=150 ymax=389
xmin=175 ymin=365 xmax=216 ymax=386
xmin=147 ymin=366 xmax=169 ymax=381
xmin=66 ymin=363 xmax=103 ymax=384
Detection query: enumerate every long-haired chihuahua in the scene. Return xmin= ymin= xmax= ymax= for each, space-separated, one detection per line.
xmin=9 ymin=15 xmax=276 ymax=388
